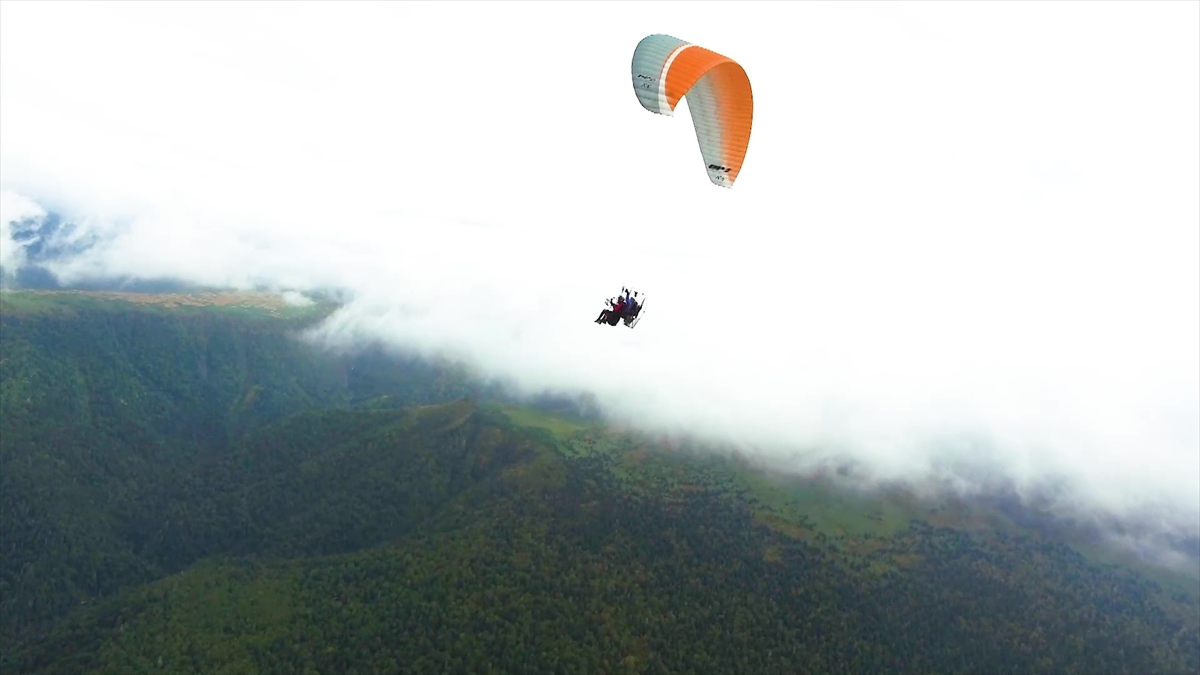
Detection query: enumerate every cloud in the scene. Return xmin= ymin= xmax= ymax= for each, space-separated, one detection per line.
xmin=281 ymin=290 xmax=315 ymax=308
xmin=2 ymin=2 xmax=1198 ymax=552
xmin=0 ymin=190 xmax=44 ymax=275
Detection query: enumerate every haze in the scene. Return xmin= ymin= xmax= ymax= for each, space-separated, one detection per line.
xmin=2 ymin=2 xmax=1197 ymax=555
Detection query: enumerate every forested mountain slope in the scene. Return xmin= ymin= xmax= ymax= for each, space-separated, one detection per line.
xmin=1 ymin=291 xmax=1197 ymax=675
xmin=0 ymin=291 xmax=485 ymax=640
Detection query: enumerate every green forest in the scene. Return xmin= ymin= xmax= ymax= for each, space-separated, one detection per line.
xmin=1 ymin=290 xmax=1198 ymax=675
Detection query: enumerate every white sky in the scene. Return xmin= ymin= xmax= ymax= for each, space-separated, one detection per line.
xmin=2 ymin=1 xmax=1198 ymax=543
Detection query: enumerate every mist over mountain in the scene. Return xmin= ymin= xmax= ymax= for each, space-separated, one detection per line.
xmin=0 ymin=201 xmax=318 ymax=299
xmin=2 ymin=202 xmax=87 ymax=288
xmin=2 ymin=186 xmax=1198 ymax=581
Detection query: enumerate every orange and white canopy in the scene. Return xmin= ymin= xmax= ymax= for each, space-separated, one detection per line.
xmin=631 ymin=34 xmax=754 ymax=189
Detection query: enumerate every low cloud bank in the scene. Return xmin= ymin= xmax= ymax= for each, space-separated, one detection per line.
xmin=4 ymin=190 xmax=1196 ymax=573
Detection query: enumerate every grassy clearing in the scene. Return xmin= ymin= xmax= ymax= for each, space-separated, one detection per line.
xmin=553 ymin=429 xmax=914 ymax=541
xmin=1071 ymin=538 xmax=1200 ymax=604
xmin=498 ymin=406 xmax=595 ymax=440
xmin=0 ymin=290 xmax=82 ymax=316
xmin=0 ymin=289 xmax=335 ymax=321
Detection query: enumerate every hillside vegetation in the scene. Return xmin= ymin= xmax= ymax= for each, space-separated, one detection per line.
xmin=1 ymin=291 xmax=1197 ymax=674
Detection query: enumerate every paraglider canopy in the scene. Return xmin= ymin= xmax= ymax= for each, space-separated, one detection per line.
xmin=631 ymin=34 xmax=754 ymax=188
